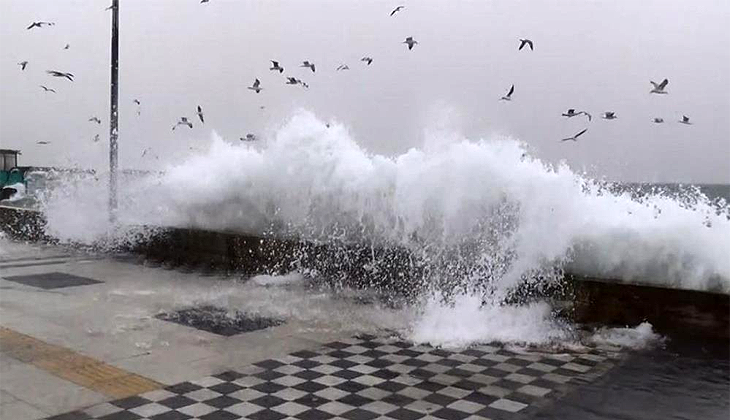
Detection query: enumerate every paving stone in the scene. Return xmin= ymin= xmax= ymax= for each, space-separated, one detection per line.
xmin=47 ymin=335 xmax=617 ymax=420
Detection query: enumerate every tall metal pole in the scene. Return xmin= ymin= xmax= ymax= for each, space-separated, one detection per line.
xmin=109 ymin=0 xmax=119 ymax=222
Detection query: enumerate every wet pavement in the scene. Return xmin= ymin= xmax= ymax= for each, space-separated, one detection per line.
xmin=1 ymin=239 xmax=726 ymax=420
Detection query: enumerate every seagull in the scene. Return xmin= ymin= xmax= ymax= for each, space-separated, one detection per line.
xmin=653 ymin=117 xmax=664 ymax=124
xmin=248 ymin=78 xmax=263 ymax=93
xmin=27 ymin=21 xmax=54 ymax=30
xmin=37 ymin=141 xmax=51 ymax=145
xmin=270 ymin=60 xmax=284 ymax=73
xmin=403 ymin=37 xmax=418 ymax=50
xmin=518 ymin=39 xmax=534 ymax=51
xmin=196 ymin=105 xmax=205 ymax=123
xmin=602 ymin=112 xmax=617 ymax=120
xmin=361 ymin=57 xmax=373 ymax=65
xmin=390 ymin=5 xmax=405 ymax=16
xmin=89 ymin=117 xmax=102 ymax=124
xmin=93 ymin=134 xmax=100 ymax=142
xmin=63 ymin=44 xmax=70 ymax=50
xmin=18 ymin=61 xmax=28 ymax=70
xmin=240 ymin=134 xmax=257 ymax=142
xmin=336 ymin=64 xmax=349 ymax=71
xmin=301 ymin=61 xmax=316 ymax=72
xmin=500 ymin=84 xmax=515 ymax=101
xmin=285 ymin=77 xmax=300 ymax=85
xmin=133 ymin=99 xmax=141 ymax=105
xmin=46 ymin=70 xmax=74 ymax=81
xmin=679 ymin=115 xmax=692 ymax=125
xmin=172 ymin=117 xmax=193 ymax=130
xmin=142 ymin=147 xmax=151 ymax=157
xmin=562 ymin=109 xmax=592 ymax=121
xmin=561 ymin=128 xmax=588 ymax=142
xmin=201 ymin=0 xmax=210 ymax=3
xmin=650 ymin=78 xmax=669 ymax=94
xmin=39 ymin=85 xmax=55 ymax=93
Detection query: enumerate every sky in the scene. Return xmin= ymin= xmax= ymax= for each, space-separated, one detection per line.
xmin=0 ymin=0 xmax=728 ymax=183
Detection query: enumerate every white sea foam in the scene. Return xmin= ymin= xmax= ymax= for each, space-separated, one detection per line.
xmin=408 ymin=295 xmax=570 ymax=348
xmin=39 ymin=110 xmax=730 ymax=298
xmin=588 ymin=322 xmax=664 ymax=350
xmin=251 ymin=273 xmax=305 ymax=287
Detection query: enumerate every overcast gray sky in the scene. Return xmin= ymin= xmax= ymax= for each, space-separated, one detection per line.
xmin=1 ymin=0 xmax=728 ymax=183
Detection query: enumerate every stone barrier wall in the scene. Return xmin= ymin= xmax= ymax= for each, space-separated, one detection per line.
xmin=1 ymin=206 xmax=727 ymax=339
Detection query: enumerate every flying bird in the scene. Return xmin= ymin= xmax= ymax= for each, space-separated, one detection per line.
xmin=301 ymin=61 xmax=316 ymax=72
xmin=653 ymin=117 xmax=664 ymax=124
xmin=89 ymin=117 xmax=102 ymax=124
xmin=561 ymin=128 xmax=588 ymax=142
xmin=39 ymin=85 xmax=55 ymax=93
xmin=361 ymin=57 xmax=373 ymax=65
xmin=403 ymin=37 xmax=418 ymax=50
xmin=336 ymin=64 xmax=349 ymax=71
xmin=46 ymin=70 xmax=74 ymax=81
xmin=500 ymin=84 xmax=515 ymax=101
xmin=390 ymin=5 xmax=405 ymax=16
xmin=27 ymin=21 xmax=54 ymax=30
xmin=240 ymin=134 xmax=257 ymax=142
xmin=36 ymin=141 xmax=51 ymax=145
xmin=679 ymin=115 xmax=692 ymax=125
xmin=270 ymin=60 xmax=284 ymax=73
xmin=18 ymin=61 xmax=28 ymax=70
xmin=248 ymin=78 xmax=263 ymax=93
xmin=286 ymin=77 xmax=300 ymax=85
xmin=172 ymin=117 xmax=193 ymax=130
xmin=562 ymin=109 xmax=592 ymax=121
xmin=201 ymin=0 xmax=210 ymax=3
xmin=602 ymin=112 xmax=617 ymax=120
xmin=518 ymin=39 xmax=534 ymax=51
xmin=650 ymin=79 xmax=669 ymax=94
xmin=63 ymin=44 xmax=70 ymax=50
xmin=196 ymin=105 xmax=205 ymax=123
xmin=133 ymin=99 xmax=141 ymax=105
xmin=93 ymin=134 xmax=100 ymax=142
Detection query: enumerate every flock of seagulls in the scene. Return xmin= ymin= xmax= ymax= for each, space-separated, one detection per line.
xmin=495 ymin=47 xmax=692 ymax=141
xmin=17 ymin=2 xmax=695 ymax=152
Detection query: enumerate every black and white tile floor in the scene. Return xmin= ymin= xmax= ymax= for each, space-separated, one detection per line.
xmin=47 ymin=335 xmax=619 ymax=420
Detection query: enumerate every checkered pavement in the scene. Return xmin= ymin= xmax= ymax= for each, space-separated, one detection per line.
xmin=47 ymin=335 xmax=618 ymax=420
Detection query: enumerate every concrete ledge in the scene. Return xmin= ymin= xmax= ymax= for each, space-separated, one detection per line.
xmin=1 ymin=209 xmax=727 ymax=339
xmin=570 ymin=275 xmax=729 ymax=339
xmin=0 ymin=205 xmax=49 ymax=242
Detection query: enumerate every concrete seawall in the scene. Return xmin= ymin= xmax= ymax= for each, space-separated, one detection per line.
xmin=1 ymin=205 xmax=727 ymax=339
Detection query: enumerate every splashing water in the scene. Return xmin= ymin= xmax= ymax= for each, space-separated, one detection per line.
xmin=36 ymin=111 xmax=730 ymax=345
xmin=41 ymin=111 xmax=729 ymax=291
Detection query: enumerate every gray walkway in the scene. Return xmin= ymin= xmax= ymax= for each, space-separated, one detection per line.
xmin=0 ymin=240 xmax=621 ymax=419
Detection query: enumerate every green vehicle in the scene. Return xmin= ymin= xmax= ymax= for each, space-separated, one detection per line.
xmin=0 ymin=149 xmax=29 ymax=201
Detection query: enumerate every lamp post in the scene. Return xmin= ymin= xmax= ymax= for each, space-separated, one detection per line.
xmin=109 ymin=0 xmax=119 ymax=222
